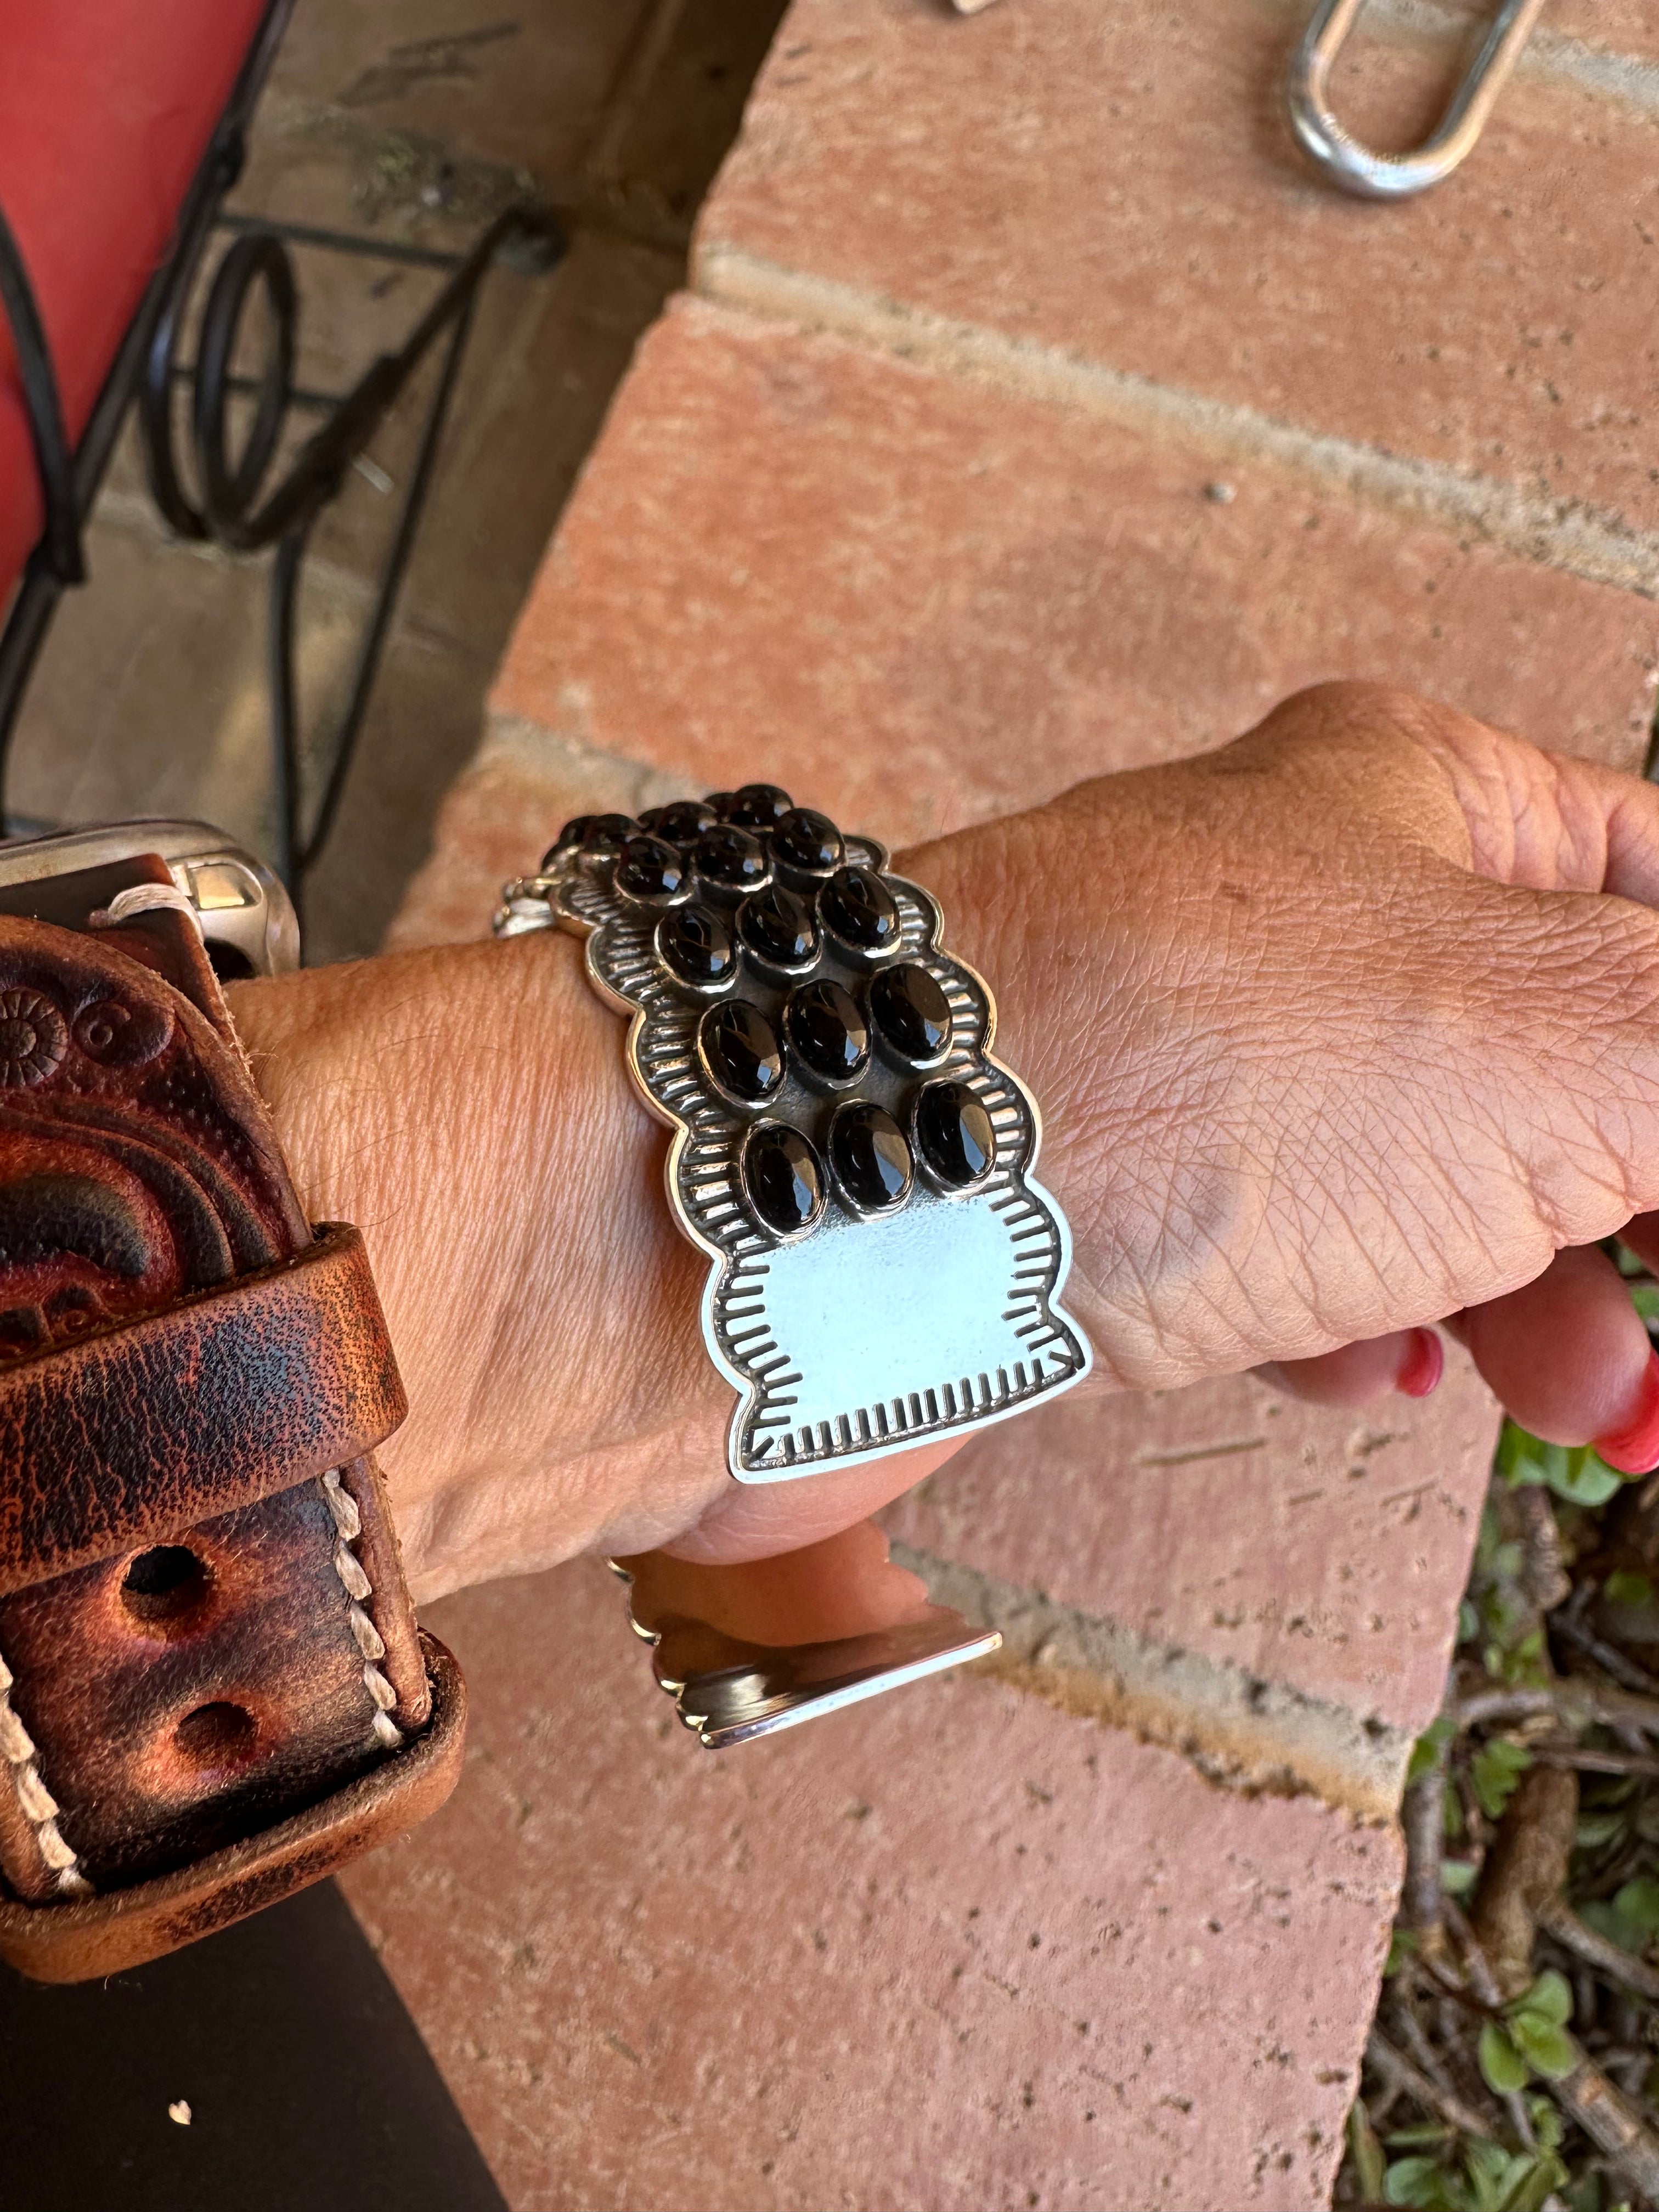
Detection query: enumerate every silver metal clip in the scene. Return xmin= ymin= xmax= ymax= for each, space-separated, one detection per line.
xmin=1287 ymin=0 xmax=1548 ymax=200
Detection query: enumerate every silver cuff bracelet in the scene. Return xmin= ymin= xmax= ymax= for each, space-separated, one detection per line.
xmin=496 ymin=782 xmax=1090 ymax=1742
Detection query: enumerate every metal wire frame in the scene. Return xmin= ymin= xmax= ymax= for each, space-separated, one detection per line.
xmin=138 ymin=205 xmax=562 ymax=890
xmin=0 ymin=0 xmax=563 ymax=910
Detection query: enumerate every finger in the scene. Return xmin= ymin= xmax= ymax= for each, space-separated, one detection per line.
xmin=1245 ymin=683 xmax=1659 ymax=902
xmin=1459 ymin=1242 xmax=1659 ymax=1468
xmin=622 ymin=1522 xmax=935 ymax=1646
xmin=1256 ymin=1328 xmax=1444 ymax=1408
xmin=661 ymin=1432 xmax=968 ymax=1566
xmin=1406 ymin=705 xmax=1659 ymax=902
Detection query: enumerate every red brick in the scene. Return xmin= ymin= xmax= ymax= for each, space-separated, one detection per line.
xmin=885 ymin=1349 xmax=1498 ymax=1741
xmin=697 ymin=0 xmax=1659 ymax=543
xmin=487 ymin=297 xmax=1657 ymax=853
xmin=343 ymin=1559 xmax=1403 ymax=2212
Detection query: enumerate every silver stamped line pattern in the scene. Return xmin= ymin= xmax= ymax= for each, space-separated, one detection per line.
xmin=500 ymin=827 xmax=1091 ymax=1483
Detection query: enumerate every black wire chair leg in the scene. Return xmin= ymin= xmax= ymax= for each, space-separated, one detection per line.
xmin=267 ymin=526 xmax=307 ymax=896
xmin=279 ymin=289 xmax=481 ymax=899
xmin=142 ymin=205 xmax=561 ymax=906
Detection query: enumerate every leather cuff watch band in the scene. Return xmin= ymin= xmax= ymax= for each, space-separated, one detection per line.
xmin=0 ymin=845 xmax=463 ymax=1983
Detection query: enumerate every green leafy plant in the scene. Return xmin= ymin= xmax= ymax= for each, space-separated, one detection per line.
xmin=1338 ymin=1289 xmax=1659 ymax=2211
xmin=1477 ymin=1972 xmax=1577 ymax=2092
xmin=1579 ymin=1875 xmax=1659 ymax=1957
xmin=1496 ymin=1423 xmax=1624 ymax=1509
xmin=1378 ymin=2132 xmax=1566 ymax=2210
xmin=1603 ymin=1568 xmax=1655 ymax=1610
xmin=1470 ymin=1739 xmax=1533 ymax=1824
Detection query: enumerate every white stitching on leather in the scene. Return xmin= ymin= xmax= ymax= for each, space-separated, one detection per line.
xmin=320 ymin=1471 xmax=403 ymax=1751
xmin=0 ymin=1643 xmax=92 ymax=1898
xmin=86 ymin=882 xmax=205 ymax=937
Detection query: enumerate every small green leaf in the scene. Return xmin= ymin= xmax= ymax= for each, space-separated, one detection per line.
xmin=1506 ymin=2013 xmax=1576 ymax=2080
xmin=1524 ymin=2096 xmax=1561 ymax=2155
xmin=1511 ymin=1968 xmax=1572 ymax=2028
xmin=1479 ymin=2021 xmax=1530 ymax=2095
xmin=1531 ymin=2097 xmax=1566 ymax=2150
xmin=1441 ymin=1858 xmax=1479 ymax=1897
xmin=1578 ymin=1898 xmax=1640 ymax=1951
xmin=1612 ymin=1875 xmax=1659 ymax=1939
xmin=1458 ymin=1598 xmax=1480 ymax=1645
xmin=1497 ymin=1423 xmax=1550 ymax=1489
xmin=1628 ymin=1280 xmax=1659 ymax=1318
xmin=1407 ymin=1716 xmax=1455 ymax=1785
xmin=1472 ymin=1737 xmax=1533 ymax=1821
xmin=1385 ymin=2154 xmax=1455 ymax=2208
xmin=1496 ymin=2153 xmax=1569 ymax=2212
xmin=1545 ymin=1446 xmax=1623 ymax=1508
xmin=1386 ymin=2125 xmax=1453 ymax=2148
xmin=1488 ymin=1627 xmax=1548 ymax=1688
xmin=1575 ymin=1810 xmax=1628 ymax=1851
xmin=1384 ymin=1928 xmax=1418 ymax=1978
xmin=1464 ymin=2138 xmax=1512 ymax=2188
xmin=1464 ymin=2138 xmax=1517 ymax=2212
xmin=1605 ymin=1568 xmax=1655 ymax=1609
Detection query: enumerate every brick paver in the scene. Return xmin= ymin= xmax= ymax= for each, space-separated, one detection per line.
xmin=488 ymin=298 xmax=1658 ymax=853
xmin=697 ymin=0 xmax=1659 ymax=562
xmin=886 ymin=1351 xmax=1498 ymax=1744
xmin=344 ymin=1561 xmax=1402 ymax=2212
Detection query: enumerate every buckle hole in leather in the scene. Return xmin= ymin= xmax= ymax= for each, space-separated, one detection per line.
xmin=173 ymin=1701 xmax=258 ymax=1774
xmin=120 ymin=1545 xmax=212 ymax=1634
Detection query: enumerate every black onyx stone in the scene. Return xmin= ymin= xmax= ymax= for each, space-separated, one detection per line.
xmin=657 ymin=904 xmax=735 ymax=988
xmin=771 ymin=806 xmax=844 ymax=876
xmin=579 ymin=812 xmax=636 ymax=858
xmin=542 ymin=816 xmax=594 ymax=870
xmin=868 ymin=962 xmax=952 ymax=1065
xmin=719 ymin=782 xmax=793 ymax=830
xmin=640 ymin=799 xmax=719 ymax=844
xmin=785 ymin=980 xmax=868 ymax=1085
xmin=916 ymin=1081 xmax=996 ymax=1189
xmin=738 ymin=885 xmax=819 ymax=970
xmin=692 ymin=825 xmax=770 ymax=893
xmin=614 ymin=834 xmax=686 ymax=905
xmin=742 ymin=1122 xmax=824 ymax=1236
xmin=830 ymin=1103 xmax=912 ymax=1214
xmin=699 ymin=1001 xmax=783 ymax=1103
xmin=820 ymin=866 xmax=900 ymax=954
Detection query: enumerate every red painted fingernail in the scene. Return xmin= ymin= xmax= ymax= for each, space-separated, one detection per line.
xmin=1397 ymin=1328 xmax=1444 ymax=1400
xmin=1593 ymin=1348 xmax=1659 ymax=1474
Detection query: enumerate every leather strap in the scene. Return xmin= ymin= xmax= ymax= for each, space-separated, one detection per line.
xmin=0 ymin=856 xmax=462 ymax=1978
xmin=0 ymin=1224 xmax=404 ymax=1595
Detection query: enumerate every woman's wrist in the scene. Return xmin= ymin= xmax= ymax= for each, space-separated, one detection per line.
xmin=227 ymin=932 xmax=736 ymax=1599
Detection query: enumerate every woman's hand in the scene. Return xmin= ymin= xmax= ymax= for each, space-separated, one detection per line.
xmin=229 ymin=681 xmax=1659 ymax=1600
xmin=917 ymin=679 xmax=1659 ymax=1453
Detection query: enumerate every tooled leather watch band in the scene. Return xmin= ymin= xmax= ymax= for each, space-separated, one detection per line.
xmin=0 ymin=843 xmax=464 ymax=1982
